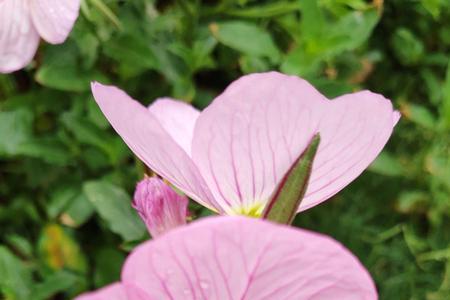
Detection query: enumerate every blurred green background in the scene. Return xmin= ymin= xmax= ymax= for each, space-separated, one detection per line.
xmin=1 ymin=0 xmax=449 ymax=299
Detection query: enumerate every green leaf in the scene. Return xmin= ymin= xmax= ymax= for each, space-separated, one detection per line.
xmin=421 ymin=0 xmax=443 ymax=18
xmin=61 ymin=193 xmax=95 ymax=228
xmin=402 ymin=103 xmax=436 ymax=129
xmin=72 ymin=19 xmax=100 ymax=69
xmin=93 ymin=248 xmax=125 ymax=287
xmin=262 ymin=134 xmax=320 ymax=224
xmin=224 ymin=1 xmax=299 ymax=18
xmin=0 ymin=246 xmax=32 ymax=300
xmin=427 ymin=260 xmax=450 ymax=299
xmin=103 ymin=34 xmax=158 ymax=78
xmin=396 ymin=191 xmax=429 ymax=214
xmin=299 ymin=0 xmax=379 ymax=55
xmin=442 ymin=58 xmax=450 ymax=129
xmin=239 ymin=55 xmax=271 ymax=73
xmin=368 ymin=152 xmax=404 ymax=177
xmin=47 ymin=186 xmax=79 ymax=219
xmin=4 ymin=235 xmax=33 ymax=259
xmin=325 ymin=9 xmax=379 ymax=54
xmin=283 ymin=7 xmax=379 ymax=76
xmin=83 ymin=181 xmax=146 ymax=241
xmin=35 ymin=42 xmax=107 ymax=92
xmin=15 ymin=138 xmax=72 ymax=165
xmin=0 ymin=109 xmax=33 ymax=156
xmin=391 ymin=28 xmax=424 ymax=66
xmin=299 ymin=0 xmax=325 ymax=41
xmin=211 ymin=21 xmax=280 ymax=62
xmin=61 ymin=112 xmax=127 ymax=164
xmin=89 ymin=0 xmax=123 ymax=29
xmin=281 ymin=48 xmax=321 ymax=76
xmin=87 ymin=96 xmax=109 ymax=129
xmin=421 ymin=68 xmax=442 ymax=105
xmin=31 ymin=270 xmax=80 ymax=300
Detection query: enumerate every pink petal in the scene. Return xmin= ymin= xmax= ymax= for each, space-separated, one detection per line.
xmin=121 ymin=216 xmax=377 ymax=299
xmin=301 ymin=91 xmax=399 ymax=211
xmin=192 ymin=72 xmax=398 ymax=214
xmin=91 ymin=83 xmax=221 ymax=213
xmin=133 ymin=177 xmax=188 ymax=238
xmin=148 ymin=98 xmax=200 ymax=156
xmin=0 ymin=0 xmax=40 ymax=73
xmin=192 ymin=72 xmax=326 ymax=214
xmin=29 ymin=0 xmax=80 ymax=44
xmin=74 ymin=282 xmax=127 ymax=300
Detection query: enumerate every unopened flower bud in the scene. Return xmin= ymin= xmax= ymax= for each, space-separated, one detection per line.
xmin=132 ymin=177 xmax=188 ymax=238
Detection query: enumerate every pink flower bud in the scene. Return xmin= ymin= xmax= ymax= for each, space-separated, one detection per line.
xmin=132 ymin=177 xmax=188 ymax=238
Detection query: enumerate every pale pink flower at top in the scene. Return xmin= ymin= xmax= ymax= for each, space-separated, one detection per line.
xmin=75 ymin=216 xmax=378 ymax=300
xmin=132 ymin=177 xmax=189 ymax=238
xmin=91 ymin=72 xmax=400 ymax=217
xmin=0 ymin=0 xmax=80 ymax=73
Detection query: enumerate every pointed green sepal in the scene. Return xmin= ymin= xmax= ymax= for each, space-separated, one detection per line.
xmin=262 ymin=133 xmax=320 ymax=225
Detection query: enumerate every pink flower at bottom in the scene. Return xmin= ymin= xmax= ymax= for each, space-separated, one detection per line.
xmin=0 ymin=0 xmax=80 ymax=73
xmin=75 ymin=283 xmax=127 ymax=300
xmin=75 ymin=217 xmax=377 ymax=300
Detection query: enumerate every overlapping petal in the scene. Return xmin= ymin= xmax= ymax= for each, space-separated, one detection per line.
xmin=122 ymin=217 xmax=377 ymax=299
xmin=91 ymin=83 xmax=221 ymax=212
xmin=300 ymin=90 xmax=399 ymax=211
xmin=192 ymin=72 xmax=398 ymax=213
xmin=0 ymin=0 xmax=40 ymax=73
xmin=148 ymin=98 xmax=200 ymax=156
xmin=192 ymin=72 xmax=325 ymax=213
xmin=29 ymin=0 xmax=81 ymax=44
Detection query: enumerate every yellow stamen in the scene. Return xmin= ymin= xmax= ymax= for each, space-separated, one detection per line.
xmin=231 ymin=202 xmax=265 ymax=218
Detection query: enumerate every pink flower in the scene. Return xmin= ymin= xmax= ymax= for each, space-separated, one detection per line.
xmin=75 ymin=216 xmax=377 ymax=299
xmin=91 ymin=72 xmax=400 ymax=216
xmin=75 ymin=283 xmax=126 ymax=300
xmin=0 ymin=0 xmax=80 ymax=73
xmin=132 ymin=177 xmax=189 ymax=238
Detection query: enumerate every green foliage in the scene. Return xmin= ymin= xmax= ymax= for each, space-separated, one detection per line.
xmin=211 ymin=21 xmax=280 ymax=63
xmin=0 ymin=0 xmax=449 ymax=299
xmin=83 ymin=181 xmax=146 ymax=242
xmin=0 ymin=246 xmax=32 ymax=300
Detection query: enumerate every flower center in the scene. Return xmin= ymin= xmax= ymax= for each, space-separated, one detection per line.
xmin=231 ymin=202 xmax=265 ymax=218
